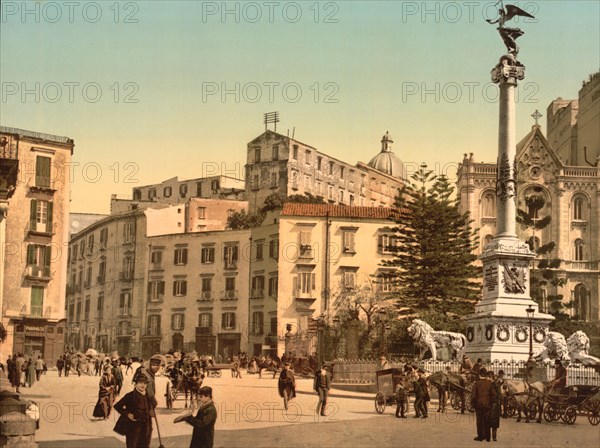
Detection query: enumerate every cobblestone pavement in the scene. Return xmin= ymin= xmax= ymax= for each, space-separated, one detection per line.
xmin=17 ymin=366 xmax=600 ymax=448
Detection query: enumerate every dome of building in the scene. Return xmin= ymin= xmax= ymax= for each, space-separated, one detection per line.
xmin=367 ymin=131 xmax=404 ymax=178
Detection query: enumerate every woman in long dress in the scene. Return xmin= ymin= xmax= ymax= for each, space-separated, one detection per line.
xmin=26 ymin=359 xmax=36 ymax=387
xmin=94 ymin=366 xmax=117 ymax=419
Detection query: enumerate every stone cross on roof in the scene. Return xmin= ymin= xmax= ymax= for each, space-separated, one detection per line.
xmin=531 ymin=109 xmax=543 ymax=126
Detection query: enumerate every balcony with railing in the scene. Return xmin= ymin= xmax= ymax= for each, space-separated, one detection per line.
xmin=563 ymin=260 xmax=599 ymax=271
xmin=298 ymin=245 xmax=313 ymax=260
xmin=198 ymin=291 xmax=213 ymax=302
xmin=148 ymin=294 xmax=164 ymax=303
xmin=25 ymin=265 xmax=52 ymax=282
xmin=224 ymin=261 xmax=237 ymax=271
xmin=27 ymin=221 xmax=57 ymax=239
xmin=221 ymin=290 xmax=238 ymax=301
xmin=119 ymin=271 xmax=134 ymax=281
xmin=250 ymin=289 xmax=264 ymax=299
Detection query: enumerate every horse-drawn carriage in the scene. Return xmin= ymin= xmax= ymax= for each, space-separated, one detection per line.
xmin=374 ymin=368 xmax=407 ymax=414
xmin=543 ymin=385 xmax=600 ymax=425
xmin=164 ymin=363 xmax=204 ymax=409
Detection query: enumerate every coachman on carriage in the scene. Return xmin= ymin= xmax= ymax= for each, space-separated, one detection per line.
xmin=165 ymin=355 xmax=205 ymax=409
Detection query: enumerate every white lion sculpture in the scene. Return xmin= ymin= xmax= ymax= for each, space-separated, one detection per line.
xmin=407 ymin=319 xmax=466 ymax=361
xmin=567 ymin=331 xmax=600 ymax=367
xmin=533 ymin=331 xmax=569 ymax=363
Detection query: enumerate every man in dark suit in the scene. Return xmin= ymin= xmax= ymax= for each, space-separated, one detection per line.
xmin=471 ymin=368 xmax=497 ymax=442
xmin=313 ymin=363 xmax=331 ymax=417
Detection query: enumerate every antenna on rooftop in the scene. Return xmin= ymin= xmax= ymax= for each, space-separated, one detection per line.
xmin=292 ymin=127 xmax=295 ymax=139
xmin=264 ymin=112 xmax=279 ymax=132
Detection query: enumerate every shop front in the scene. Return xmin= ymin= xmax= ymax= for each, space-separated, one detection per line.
xmin=11 ymin=318 xmax=66 ymax=367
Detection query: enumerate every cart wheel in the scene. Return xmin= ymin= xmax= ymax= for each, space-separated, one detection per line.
xmin=506 ymin=397 xmax=518 ymax=417
xmin=562 ymin=406 xmax=577 ymax=425
xmin=214 ymin=370 xmax=222 ymax=378
xmin=301 ymin=367 xmax=315 ymax=379
xmin=587 ymin=401 xmax=600 ymax=426
xmin=450 ymin=393 xmax=462 ymax=411
xmin=543 ymin=403 xmax=559 ymax=422
xmin=165 ymin=383 xmax=173 ymax=409
xmin=375 ymin=392 xmax=386 ymax=414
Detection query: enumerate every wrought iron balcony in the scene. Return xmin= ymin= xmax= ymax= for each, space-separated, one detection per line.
xmin=25 ymin=265 xmax=51 ymax=281
xmin=198 ymin=291 xmax=213 ymax=301
xmin=250 ymin=289 xmax=264 ymax=299
xmin=119 ymin=271 xmax=134 ymax=281
xmin=221 ymin=290 xmax=238 ymax=300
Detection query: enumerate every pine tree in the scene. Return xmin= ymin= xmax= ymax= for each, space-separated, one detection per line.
xmin=516 ymin=188 xmax=566 ymax=315
xmin=384 ymin=164 xmax=480 ymax=315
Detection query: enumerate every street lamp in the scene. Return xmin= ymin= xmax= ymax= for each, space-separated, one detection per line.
xmin=378 ymin=309 xmax=387 ymax=355
xmin=332 ymin=316 xmax=340 ymax=359
xmin=316 ymin=315 xmax=326 ymax=367
xmin=526 ymin=305 xmax=535 ymax=358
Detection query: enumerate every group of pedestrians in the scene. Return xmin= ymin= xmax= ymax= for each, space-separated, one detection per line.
xmin=6 ymin=354 xmax=46 ymax=392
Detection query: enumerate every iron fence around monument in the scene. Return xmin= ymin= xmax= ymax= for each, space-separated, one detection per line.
xmin=332 ymin=358 xmax=600 ymax=386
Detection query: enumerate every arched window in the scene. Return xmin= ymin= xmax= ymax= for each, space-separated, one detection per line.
xmin=573 ymin=197 xmax=584 ymax=220
xmin=483 ymin=192 xmax=496 ymax=218
xmin=574 ymin=284 xmax=589 ymax=321
xmin=574 ymin=239 xmax=584 ymax=261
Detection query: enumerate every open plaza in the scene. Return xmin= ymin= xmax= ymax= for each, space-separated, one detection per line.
xmin=12 ymin=365 xmax=599 ymax=448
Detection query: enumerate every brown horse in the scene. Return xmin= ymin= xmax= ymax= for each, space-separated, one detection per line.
xmin=428 ymin=371 xmax=469 ymax=413
xmin=502 ymin=380 xmax=547 ymax=423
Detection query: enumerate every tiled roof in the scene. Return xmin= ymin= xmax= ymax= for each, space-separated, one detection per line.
xmin=281 ymin=203 xmax=400 ymax=219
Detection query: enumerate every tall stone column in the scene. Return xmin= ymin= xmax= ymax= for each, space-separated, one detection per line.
xmin=464 ymin=55 xmax=553 ymax=362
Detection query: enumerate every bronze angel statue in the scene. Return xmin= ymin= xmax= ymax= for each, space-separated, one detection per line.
xmin=487 ymin=1 xmax=535 ymax=56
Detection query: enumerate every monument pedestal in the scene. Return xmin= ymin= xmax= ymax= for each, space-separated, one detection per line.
xmin=465 ymin=237 xmax=553 ymax=362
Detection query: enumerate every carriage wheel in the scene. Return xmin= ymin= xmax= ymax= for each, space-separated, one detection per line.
xmin=165 ymin=383 xmax=173 ymax=409
xmin=562 ymin=406 xmax=577 ymax=425
xmin=214 ymin=370 xmax=222 ymax=378
xmin=525 ymin=401 xmax=538 ymax=420
xmin=506 ymin=397 xmax=518 ymax=417
xmin=375 ymin=392 xmax=386 ymax=414
xmin=301 ymin=367 xmax=315 ymax=379
xmin=450 ymin=392 xmax=461 ymax=411
xmin=543 ymin=403 xmax=559 ymax=422
xmin=587 ymin=401 xmax=600 ymax=426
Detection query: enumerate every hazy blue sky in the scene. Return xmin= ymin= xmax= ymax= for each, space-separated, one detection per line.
xmin=1 ymin=0 xmax=599 ymax=213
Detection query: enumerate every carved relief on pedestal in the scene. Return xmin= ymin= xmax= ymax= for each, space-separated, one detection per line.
xmin=484 ymin=265 xmax=498 ymax=292
xmin=533 ymin=326 xmax=546 ymax=344
xmin=515 ymin=325 xmax=528 ymax=343
xmin=496 ymin=324 xmax=510 ymax=342
xmin=501 ymin=261 xmax=527 ymax=294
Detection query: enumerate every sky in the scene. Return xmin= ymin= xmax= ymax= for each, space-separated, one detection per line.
xmin=1 ymin=0 xmax=599 ymax=214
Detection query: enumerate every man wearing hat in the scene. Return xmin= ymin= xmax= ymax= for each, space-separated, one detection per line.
xmin=134 ymin=355 xmax=162 ymax=400
xmin=114 ymin=374 xmax=157 ymax=448
xmin=471 ymin=368 xmax=496 ymax=442
xmin=460 ymin=355 xmax=473 ymax=375
xmin=177 ymin=386 xmax=217 ymax=448
xmin=112 ymin=358 xmax=124 ymax=396
xmin=412 ymin=369 xmax=429 ymax=419
xmin=550 ymin=359 xmax=567 ymax=394
xmin=313 ymin=363 xmax=331 ymax=417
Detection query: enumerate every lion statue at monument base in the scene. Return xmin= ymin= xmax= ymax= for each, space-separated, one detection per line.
xmin=567 ymin=330 xmax=600 ymax=368
xmin=407 ymin=319 xmax=467 ymax=361
xmin=533 ymin=331 xmax=570 ymax=363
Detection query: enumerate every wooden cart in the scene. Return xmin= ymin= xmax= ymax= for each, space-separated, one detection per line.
xmin=374 ymin=368 xmax=406 ymax=414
